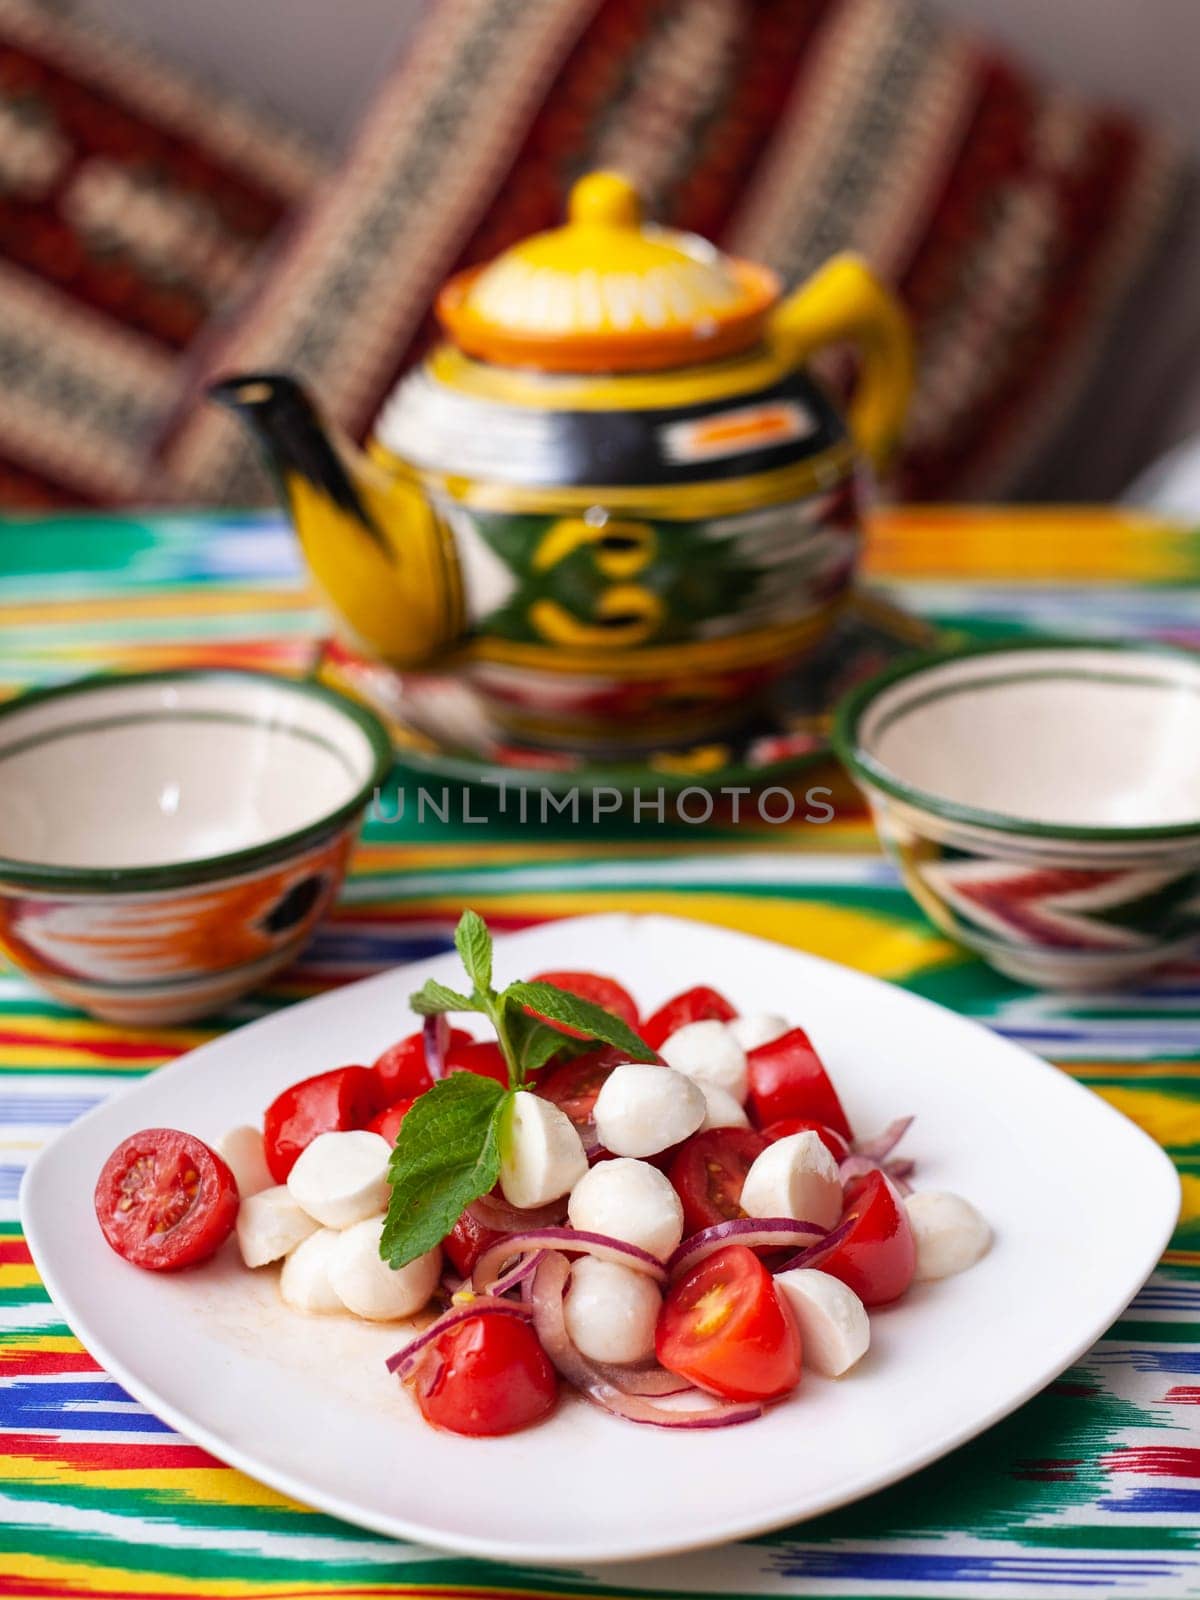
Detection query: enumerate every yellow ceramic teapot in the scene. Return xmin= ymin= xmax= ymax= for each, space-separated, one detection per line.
xmin=213 ymin=171 xmax=913 ymax=751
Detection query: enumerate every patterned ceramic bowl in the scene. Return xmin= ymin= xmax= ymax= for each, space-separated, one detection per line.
xmin=0 ymin=670 xmax=391 ymax=1025
xmin=834 ymin=640 xmax=1200 ymax=989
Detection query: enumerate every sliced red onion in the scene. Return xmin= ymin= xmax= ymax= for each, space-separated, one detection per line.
xmin=852 ymin=1115 xmax=913 ymax=1163
xmin=531 ymin=1252 xmax=762 ymax=1429
xmin=473 ymin=1228 xmax=668 ymax=1293
xmin=885 ymin=1161 xmax=915 ymax=1197
xmin=593 ymin=1362 xmax=693 ymax=1397
xmin=838 ymin=1154 xmax=917 ymax=1189
xmin=667 ymin=1217 xmax=828 ymax=1281
xmin=486 ymin=1250 xmax=545 ymax=1297
xmin=423 ymin=1014 xmax=449 ymax=1082
xmin=467 ymin=1192 xmax=567 ymax=1234
xmin=773 ymin=1213 xmax=856 ymax=1274
xmin=385 ymin=1295 xmax=532 ymax=1380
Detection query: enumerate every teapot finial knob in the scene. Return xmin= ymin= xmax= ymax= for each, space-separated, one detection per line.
xmin=568 ymin=170 xmax=642 ymax=229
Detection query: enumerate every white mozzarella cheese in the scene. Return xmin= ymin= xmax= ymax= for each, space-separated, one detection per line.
xmin=698 ymin=1081 xmax=750 ymax=1131
xmin=905 ymin=1191 xmax=991 ymax=1281
xmin=216 ymin=1124 xmax=273 ymax=1198
xmin=593 ymin=1063 xmax=706 ymax=1158
xmin=286 ymin=1130 xmax=392 ymax=1229
xmin=498 ymin=1091 xmax=588 ymax=1209
xmin=567 ymin=1157 xmax=684 ymax=1261
xmin=564 ymin=1255 xmax=661 ymax=1364
xmin=740 ymin=1129 xmax=842 ymax=1228
xmin=280 ymin=1228 xmax=344 ymax=1314
xmin=329 ymin=1215 xmax=442 ymax=1320
xmin=236 ymin=1185 xmax=318 ymax=1268
xmin=660 ymin=1020 xmax=748 ymax=1102
xmin=774 ymin=1267 xmax=870 ymax=1377
xmin=727 ymin=1013 xmax=789 ymax=1052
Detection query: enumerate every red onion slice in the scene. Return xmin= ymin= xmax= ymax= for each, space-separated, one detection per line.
xmin=385 ymin=1295 xmax=533 ymax=1380
xmin=473 ymin=1228 xmax=668 ymax=1293
xmin=852 ymin=1115 xmax=913 ymax=1163
xmin=838 ymin=1154 xmax=917 ymax=1189
xmin=423 ymin=1014 xmax=449 ymax=1082
xmin=838 ymin=1153 xmax=879 ymax=1184
xmin=773 ymin=1213 xmax=856 ymax=1274
xmin=486 ymin=1250 xmax=545 ymax=1297
xmin=668 ymin=1217 xmax=828 ymax=1281
xmin=531 ymin=1252 xmax=762 ymax=1429
xmin=467 ymin=1193 xmax=567 ymax=1234
xmin=592 ymin=1362 xmax=693 ymax=1397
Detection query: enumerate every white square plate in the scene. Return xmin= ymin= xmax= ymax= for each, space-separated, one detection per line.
xmin=22 ymin=914 xmax=1179 ymax=1567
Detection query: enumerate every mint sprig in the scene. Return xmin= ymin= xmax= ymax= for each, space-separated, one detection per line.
xmin=381 ymin=1072 xmax=506 ymax=1269
xmin=381 ymin=910 xmax=654 ymax=1269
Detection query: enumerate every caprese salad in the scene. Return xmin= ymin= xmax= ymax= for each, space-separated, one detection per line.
xmin=94 ymin=911 xmax=991 ymax=1438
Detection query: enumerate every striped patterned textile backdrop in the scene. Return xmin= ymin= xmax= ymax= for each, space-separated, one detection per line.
xmin=2 ymin=505 xmax=1200 ymax=1597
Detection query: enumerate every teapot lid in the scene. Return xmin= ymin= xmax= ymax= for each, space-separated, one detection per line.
xmin=436 ymin=171 xmax=781 ymax=373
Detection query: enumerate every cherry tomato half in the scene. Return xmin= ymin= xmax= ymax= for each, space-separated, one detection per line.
xmin=656 ymin=1243 xmax=801 ymax=1402
xmin=534 ymin=1046 xmax=620 ymax=1131
xmin=446 ymin=1038 xmax=509 ymax=1087
xmin=817 ymin=1169 xmax=915 ymax=1306
xmin=367 ymin=1098 xmax=415 ymax=1145
xmin=527 ymin=970 xmax=640 ymax=1040
xmin=263 ymin=1065 xmax=378 ymax=1182
xmin=414 ymin=1311 xmax=558 ymax=1436
xmin=668 ymin=1128 xmax=768 ymax=1236
xmin=761 ymin=1117 xmax=850 ymax=1163
xmin=442 ymin=1207 xmax=504 ymax=1277
xmin=94 ymin=1128 xmax=238 ymax=1272
xmin=746 ymin=1028 xmax=853 ymax=1141
xmin=642 ymin=985 xmax=736 ymax=1051
xmin=372 ymin=1027 xmax=472 ymax=1103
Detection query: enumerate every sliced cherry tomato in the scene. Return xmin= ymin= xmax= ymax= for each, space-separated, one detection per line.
xmin=527 ymin=971 xmax=640 ymax=1039
xmin=818 ymin=1169 xmax=915 ymax=1305
xmin=413 ymin=1311 xmax=557 ymax=1435
xmin=534 ymin=1046 xmax=620 ymax=1131
xmin=367 ymin=1098 xmax=415 ymax=1144
xmin=642 ymin=985 xmax=736 ymax=1051
xmin=442 ymin=1207 xmax=504 ymax=1277
xmin=656 ymin=1243 xmax=801 ymax=1402
xmin=667 ymin=1128 xmax=768 ymax=1235
xmin=94 ymin=1128 xmax=238 ymax=1272
xmin=746 ymin=1028 xmax=852 ymax=1140
xmin=445 ymin=1038 xmax=509 ymax=1087
xmin=372 ymin=1027 xmax=471 ymax=1104
xmin=761 ymin=1117 xmax=850 ymax=1163
xmin=263 ymin=1065 xmax=377 ymax=1182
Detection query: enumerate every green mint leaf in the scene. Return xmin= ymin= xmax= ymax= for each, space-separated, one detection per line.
xmin=381 ymin=1073 xmax=508 ymax=1269
xmin=454 ymin=909 xmax=493 ymax=996
xmin=504 ymin=1006 xmax=577 ymax=1076
xmin=410 ymin=977 xmax=478 ymax=1016
xmin=504 ymin=980 xmax=656 ymax=1061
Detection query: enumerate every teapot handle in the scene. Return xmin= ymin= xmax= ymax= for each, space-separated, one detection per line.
xmin=771 ymin=254 xmax=914 ymax=475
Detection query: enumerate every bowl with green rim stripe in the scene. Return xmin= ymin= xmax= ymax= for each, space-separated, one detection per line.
xmin=833 ymin=638 xmax=1200 ymax=989
xmin=0 ymin=669 xmax=391 ymax=1024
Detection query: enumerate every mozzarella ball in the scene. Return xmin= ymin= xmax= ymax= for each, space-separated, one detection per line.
xmin=236 ymin=1185 xmax=318 ymax=1268
xmin=216 ymin=1124 xmax=273 ymax=1197
xmin=568 ymin=1157 xmax=684 ymax=1261
xmin=593 ymin=1064 xmax=706 ymax=1158
xmin=740 ymin=1130 xmax=842 ymax=1228
xmin=905 ymin=1191 xmax=991 ymax=1281
xmin=660 ymin=1020 xmax=748 ymax=1102
xmin=728 ymin=1013 xmax=789 ymax=1052
xmin=329 ymin=1215 xmax=442 ymax=1320
xmin=774 ymin=1267 xmax=870 ymax=1377
xmin=564 ymin=1255 xmax=661 ymax=1364
xmin=698 ymin=1081 xmax=751 ymax=1131
xmin=280 ymin=1228 xmax=344 ymax=1314
xmin=499 ymin=1090 xmax=587 ymax=1209
xmin=286 ymin=1130 xmax=391 ymax=1229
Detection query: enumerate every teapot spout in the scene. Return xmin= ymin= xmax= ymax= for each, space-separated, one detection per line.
xmin=210 ymin=373 xmax=464 ymax=669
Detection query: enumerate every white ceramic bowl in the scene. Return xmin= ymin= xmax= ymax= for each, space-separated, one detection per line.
xmin=834 ymin=640 xmax=1200 ymax=988
xmin=0 ymin=670 xmax=391 ymax=1023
